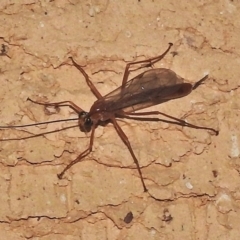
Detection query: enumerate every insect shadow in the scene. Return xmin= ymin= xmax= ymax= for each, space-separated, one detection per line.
xmin=0 ymin=43 xmax=218 ymax=192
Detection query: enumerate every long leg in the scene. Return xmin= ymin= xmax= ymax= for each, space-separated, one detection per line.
xmin=27 ymin=98 xmax=83 ymax=114
xmin=122 ymin=43 xmax=173 ymax=87
xmin=57 ymin=124 xmax=96 ymax=179
xmin=111 ymin=117 xmax=148 ymax=192
xmin=121 ymin=111 xmax=218 ymax=135
xmin=28 ymin=57 xmax=103 ymax=111
xmin=70 ymin=57 xmax=103 ymax=100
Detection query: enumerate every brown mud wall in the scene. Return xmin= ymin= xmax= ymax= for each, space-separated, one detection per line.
xmin=0 ymin=1 xmax=239 ymax=239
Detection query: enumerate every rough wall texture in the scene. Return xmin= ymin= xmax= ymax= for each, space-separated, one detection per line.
xmin=0 ymin=0 xmax=239 ymax=239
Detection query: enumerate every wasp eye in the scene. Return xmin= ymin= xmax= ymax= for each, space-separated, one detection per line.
xmin=85 ymin=117 xmax=92 ymax=126
xmin=79 ymin=111 xmax=87 ymax=118
xmin=78 ymin=112 xmax=92 ymax=132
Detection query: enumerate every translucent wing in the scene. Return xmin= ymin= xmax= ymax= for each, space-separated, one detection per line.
xmin=91 ymin=68 xmax=192 ymax=113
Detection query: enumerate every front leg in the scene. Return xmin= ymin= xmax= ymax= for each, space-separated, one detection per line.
xmin=58 ymin=124 xmax=96 ymax=178
xmin=70 ymin=57 xmax=103 ymax=100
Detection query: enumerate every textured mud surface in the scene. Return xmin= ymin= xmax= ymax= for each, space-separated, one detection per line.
xmin=0 ymin=1 xmax=240 ymax=239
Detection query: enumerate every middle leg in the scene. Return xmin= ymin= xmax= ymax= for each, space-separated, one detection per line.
xmin=121 ymin=43 xmax=173 ymax=87
xmin=27 ymin=98 xmax=84 ymax=114
xmin=111 ymin=117 xmax=148 ymax=192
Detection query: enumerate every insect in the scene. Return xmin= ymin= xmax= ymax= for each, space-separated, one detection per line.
xmin=0 ymin=44 xmax=9 ymax=57
xmin=124 ymin=211 xmax=134 ymax=224
xmin=0 ymin=43 xmax=218 ymax=192
xmin=162 ymin=208 xmax=173 ymax=223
